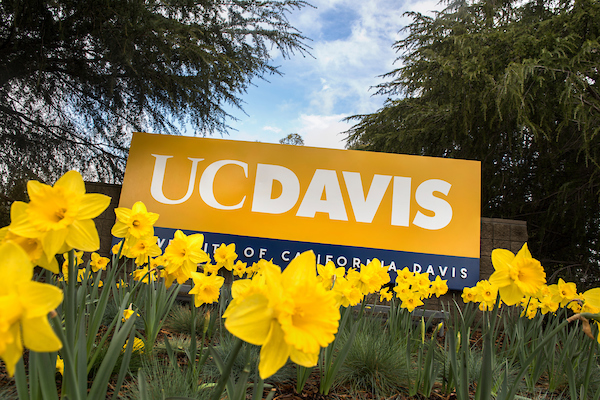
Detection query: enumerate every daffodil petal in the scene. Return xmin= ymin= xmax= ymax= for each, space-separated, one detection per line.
xmin=584 ymin=288 xmax=600 ymax=310
xmin=282 ymin=250 xmax=316 ymax=286
xmin=26 ymin=180 xmax=48 ymax=201
xmin=489 ymin=269 xmax=512 ymax=288
xmin=18 ymin=281 xmax=63 ymax=318
xmin=514 ymin=243 xmax=532 ymax=261
xmin=289 ymin=348 xmax=318 ymax=368
xmin=259 ymin=321 xmax=290 ymax=379
xmin=54 ymin=170 xmax=86 ymax=195
xmin=1 ymin=324 xmax=24 ymax=377
xmin=8 ymin=202 xmax=41 ymax=238
xmin=42 ymin=229 xmax=68 ymax=258
xmin=78 ymin=193 xmax=111 ymax=219
xmin=0 ymin=242 xmax=33 ymax=292
xmin=66 ymin=219 xmax=100 ymax=251
xmin=22 ymin=315 xmax=62 ymax=352
xmin=491 ymin=249 xmax=514 ymax=272
xmin=224 ymin=292 xmax=273 ymax=346
xmin=499 ymin=283 xmax=523 ymax=306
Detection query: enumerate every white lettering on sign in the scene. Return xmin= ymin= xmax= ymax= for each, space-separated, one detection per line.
xmin=199 ymin=160 xmax=248 ymax=210
xmin=149 ymin=155 xmax=454 ymax=230
xmin=251 ymin=164 xmax=300 ymax=214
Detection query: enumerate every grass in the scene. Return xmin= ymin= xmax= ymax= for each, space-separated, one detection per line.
xmin=163 ymin=302 xmax=209 ymax=336
xmin=336 ymin=317 xmax=409 ymax=398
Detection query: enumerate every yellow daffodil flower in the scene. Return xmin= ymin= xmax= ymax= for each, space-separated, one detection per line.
xmin=398 ymin=291 xmax=424 ymax=312
xmin=115 ymin=278 xmax=128 ymax=288
xmin=188 ymin=272 xmax=225 ymax=307
xmin=111 ymin=201 xmax=159 ymax=243
xmin=126 ymin=236 xmax=162 ymax=266
xmin=0 ymin=242 xmax=63 ymax=376
xmin=489 ymin=243 xmax=546 ymax=306
xmin=461 ymin=286 xmax=477 ymax=303
xmin=232 ymin=260 xmax=248 ymax=278
xmin=132 ymin=266 xmax=157 ymax=284
xmin=0 ymin=227 xmax=59 ymax=273
xmin=393 ymin=281 xmax=412 ymax=299
xmin=8 ymin=171 xmax=110 ymax=258
xmin=163 ymin=230 xmax=210 ymax=284
xmin=122 ymin=305 xmax=138 ymax=322
xmin=56 ymin=355 xmax=64 ymax=375
xmin=90 ymin=252 xmax=110 ymax=272
xmin=112 ymin=239 xmax=128 ymax=258
xmin=538 ymin=294 xmax=559 ymax=315
xmin=317 ymin=261 xmax=346 ymax=290
xmin=430 ymin=275 xmax=449 ymax=298
xmin=123 ymin=337 xmax=145 ymax=353
xmin=347 ymin=259 xmax=390 ymax=296
xmin=331 ymin=276 xmax=363 ymax=307
xmin=223 ymin=251 xmax=340 ymax=379
xmin=474 ymin=280 xmax=498 ymax=310
xmin=213 ymin=243 xmax=237 ymax=271
xmin=549 ymin=278 xmax=578 ymax=307
xmin=379 ymin=287 xmax=393 ymax=302
xmin=396 ymin=267 xmax=414 ymax=283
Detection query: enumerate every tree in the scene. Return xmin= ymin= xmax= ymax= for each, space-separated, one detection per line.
xmin=0 ymin=0 xmax=310 ymax=189
xmin=279 ymin=133 xmax=304 ymax=145
xmin=346 ymin=0 xmax=600 ymax=284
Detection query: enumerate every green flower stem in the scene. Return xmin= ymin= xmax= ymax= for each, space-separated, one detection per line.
xmin=51 ymin=313 xmax=82 ymax=400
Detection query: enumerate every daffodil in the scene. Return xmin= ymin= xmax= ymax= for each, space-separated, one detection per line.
xmin=112 ymin=239 xmax=128 ymax=258
xmin=213 ymin=243 xmax=237 ymax=271
xmin=379 ymin=287 xmax=393 ymax=302
xmin=0 ymin=227 xmax=59 ymax=273
xmin=317 ymin=261 xmax=346 ymax=290
xmin=347 ymin=259 xmax=390 ymax=296
xmin=223 ymin=251 xmax=340 ymax=379
xmin=430 ymin=275 xmax=449 ymax=298
xmin=188 ymin=272 xmax=225 ymax=307
xmin=56 ymin=355 xmax=64 ymax=375
xmin=489 ymin=243 xmax=546 ymax=306
xmin=0 ymin=242 xmax=63 ymax=376
xmin=538 ymin=294 xmax=559 ymax=315
xmin=111 ymin=201 xmax=159 ymax=243
xmin=461 ymin=286 xmax=477 ymax=303
xmin=549 ymin=278 xmax=578 ymax=307
xmin=393 ymin=281 xmax=412 ymax=299
xmin=163 ymin=230 xmax=210 ymax=284
xmin=123 ymin=337 xmax=145 ymax=353
xmin=232 ymin=260 xmax=248 ymax=278
xmin=90 ymin=252 xmax=110 ymax=272
xmin=331 ymin=276 xmax=363 ymax=307
xmin=396 ymin=267 xmax=414 ymax=283
xmin=398 ymin=291 xmax=424 ymax=312
xmin=132 ymin=266 xmax=157 ymax=284
xmin=8 ymin=171 xmax=110 ymax=258
xmin=520 ymin=297 xmax=539 ymax=319
xmin=126 ymin=236 xmax=162 ymax=266
xmin=474 ymin=280 xmax=499 ymax=311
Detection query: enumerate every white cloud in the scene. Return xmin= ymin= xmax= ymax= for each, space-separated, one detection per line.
xmin=262 ymin=125 xmax=282 ymax=133
xmin=296 ymin=114 xmax=353 ymax=149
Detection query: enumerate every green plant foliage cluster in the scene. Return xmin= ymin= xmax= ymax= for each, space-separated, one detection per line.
xmin=346 ymin=0 xmax=600 ymax=283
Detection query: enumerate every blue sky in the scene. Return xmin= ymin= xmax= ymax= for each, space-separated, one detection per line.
xmin=218 ymin=0 xmax=440 ymax=149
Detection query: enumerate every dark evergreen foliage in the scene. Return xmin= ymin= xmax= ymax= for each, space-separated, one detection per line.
xmin=0 ymin=0 xmax=309 ymax=186
xmin=346 ymin=0 xmax=600 ymax=284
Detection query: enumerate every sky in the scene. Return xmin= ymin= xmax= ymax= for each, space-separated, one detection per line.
xmin=216 ymin=0 xmax=441 ymax=149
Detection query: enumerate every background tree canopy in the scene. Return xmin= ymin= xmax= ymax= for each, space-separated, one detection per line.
xmin=346 ymin=0 xmax=600 ymax=284
xmin=0 ymin=0 xmax=309 ymax=224
xmin=0 ymin=0 xmax=309 ymax=178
